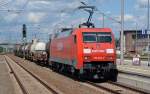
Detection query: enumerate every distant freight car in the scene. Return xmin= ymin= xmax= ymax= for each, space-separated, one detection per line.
xmin=24 ymin=43 xmax=31 ymax=59
xmin=14 ymin=44 xmax=21 ymax=56
xmin=33 ymin=42 xmax=47 ymax=64
xmin=49 ymin=28 xmax=118 ymax=81
xmin=29 ymin=39 xmax=38 ymax=61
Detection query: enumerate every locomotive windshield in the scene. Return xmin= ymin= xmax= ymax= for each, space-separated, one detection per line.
xmin=83 ymin=33 xmax=97 ymax=42
xmin=83 ymin=32 xmax=112 ymax=43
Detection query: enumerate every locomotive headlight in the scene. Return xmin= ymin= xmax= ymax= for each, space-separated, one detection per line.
xmin=83 ymin=49 xmax=91 ymax=54
xmin=84 ymin=56 xmax=88 ymax=60
xmin=106 ymin=49 xmax=114 ymax=53
xmin=84 ymin=56 xmax=90 ymax=60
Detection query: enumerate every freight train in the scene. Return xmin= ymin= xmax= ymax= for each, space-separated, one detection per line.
xmin=14 ymin=39 xmax=48 ymax=65
xmin=14 ymin=27 xmax=118 ymax=81
xmin=14 ymin=4 xmax=118 ymax=81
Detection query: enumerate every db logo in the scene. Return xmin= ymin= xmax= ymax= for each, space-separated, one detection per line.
xmin=96 ymin=44 xmax=100 ymax=48
xmin=57 ymin=43 xmax=63 ymax=51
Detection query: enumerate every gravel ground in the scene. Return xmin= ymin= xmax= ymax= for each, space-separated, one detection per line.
xmin=8 ymin=54 xmax=109 ymax=94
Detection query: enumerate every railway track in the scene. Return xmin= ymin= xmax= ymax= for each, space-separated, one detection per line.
xmin=7 ymin=54 xmax=150 ymax=94
xmin=86 ymin=80 xmax=150 ymax=94
xmin=108 ymin=81 xmax=150 ymax=94
xmin=5 ymin=56 xmax=28 ymax=94
xmin=119 ymin=69 xmax=150 ymax=79
xmin=5 ymin=55 xmax=60 ymax=94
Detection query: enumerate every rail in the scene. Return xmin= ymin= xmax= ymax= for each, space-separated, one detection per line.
xmin=86 ymin=81 xmax=150 ymax=94
xmin=5 ymin=55 xmax=60 ymax=94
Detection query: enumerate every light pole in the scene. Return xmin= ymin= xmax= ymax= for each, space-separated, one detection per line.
xmin=147 ymin=0 xmax=150 ymax=66
xmin=120 ymin=0 xmax=124 ymax=64
xmin=135 ymin=22 xmax=138 ymax=53
xmin=102 ymin=13 xmax=105 ymax=27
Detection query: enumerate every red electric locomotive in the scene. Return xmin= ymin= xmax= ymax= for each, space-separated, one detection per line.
xmin=49 ymin=4 xmax=118 ymax=81
xmin=49 ymin=27 xmax=118 ymax=81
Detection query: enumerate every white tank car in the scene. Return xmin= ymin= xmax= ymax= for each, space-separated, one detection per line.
xmin=21 ymin=45 xmax=25 ymax=52
xmin=34 ymin=42 xmax=47 ymax=64
xmin=14 ymin=44 xmax=21 ymax=56
xmin=29 ymin=39 xmax=39 ymax=61
xmin=30 ymin=39 xmax=38 ymax=52
xmin=19 ymin=45 xmax=26 ymax=57
xmin=24 ymin=44 xmax=31 ymax=58
xmin=25 ymin=44 xmax=29 ymax=52
xmin=35 ymin=42 xmax=46 ymax=51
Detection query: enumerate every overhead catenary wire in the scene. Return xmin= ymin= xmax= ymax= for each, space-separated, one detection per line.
xmin=2 ymin=1 xmax=124 ymax=44
xmin=96 ymin=11 xmax=121 ymax=24
xmin=80 ymin=1 xmax=121 ymax=24
xmin=0 ymin=0 xmax=12 ymax=8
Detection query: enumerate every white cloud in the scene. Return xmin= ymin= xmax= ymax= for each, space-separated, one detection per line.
xmin=70 ymin=18 xmax=86 ymax=26
xmin=28 ymin=12 xmax=46 ymax=23
xmin=138 ymin=0 xmax=147 ymax=5
xmin=2 ymin=0 xmax=140 ymax=42
xmin=4 ymin=13 xmax=18 ymax=22
xmin=111 ymin=14 xmax=147 ymax=30
xmin=135 ymin=0 xmax=148 ymax=9
xmin=115 ymin=14 xmax=135 ymax=22
xmin=27 ymin=0 xmax=52 ymax=10
xmin=124 ymin=14 xmax=134 ymax=22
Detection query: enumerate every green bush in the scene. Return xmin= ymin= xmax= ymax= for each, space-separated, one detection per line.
xmin=0 ymin=47 xmax=3 ymax=53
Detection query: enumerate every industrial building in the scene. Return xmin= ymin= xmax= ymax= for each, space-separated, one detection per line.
xmin=123 ymin=30 xmax=150 ymax=55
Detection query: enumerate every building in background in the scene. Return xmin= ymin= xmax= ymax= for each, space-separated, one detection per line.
xmin=123 ymin=30 xmax=150 ymax=55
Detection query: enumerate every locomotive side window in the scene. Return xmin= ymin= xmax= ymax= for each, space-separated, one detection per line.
xmin=74 ymin=35 xmax=77 ymax=43
xmin=83 ymin=32 xmax=112 ymax=43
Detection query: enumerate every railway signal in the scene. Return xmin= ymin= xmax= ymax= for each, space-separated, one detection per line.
xmin=22 ymin=24 xmax=27 ymax=59
xmin=22 ymin=24 xmax=27 ymax=38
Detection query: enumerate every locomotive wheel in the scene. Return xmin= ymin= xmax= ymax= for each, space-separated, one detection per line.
xmin=110 ymin=69 xmax=118 ymax=82
xmin=45 ymin=61 xmax=49 ymax=66
xmin=110 ymin=75 xmax=117 ymax=82
xmin=51 ymin=62 xmax=56 ymax=71
xmin=74 ymin=69 xmax=84 ymax=81
xmin=70 ymin=67 xmax=75 ymax=75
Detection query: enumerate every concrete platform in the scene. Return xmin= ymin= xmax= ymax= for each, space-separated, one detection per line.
xmin=117 ymin=59 xmax=150 ymax=77
xmin=0 ymin=56 xmax=15 ymax=94
xmin=117 ymin=59 xmax=150 ymax=92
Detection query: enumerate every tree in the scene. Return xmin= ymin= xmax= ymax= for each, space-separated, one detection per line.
xmin=0 ymin=47 xmax=3 ymax=53
xmin=115 ymin=38 xmax=119 ymax=48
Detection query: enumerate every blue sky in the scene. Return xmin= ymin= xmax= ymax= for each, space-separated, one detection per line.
xmin=0 ymin=0 xmax=149 ymax=43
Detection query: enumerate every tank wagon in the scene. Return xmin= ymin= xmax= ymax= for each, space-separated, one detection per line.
xmin=33 ymin=42 xmax=47 ymax=64
xmin=18 ymin=45 xmax=24 ymax=57
xmin=14 ymin=39 xmax=48 ymax=65
xmin=29 ymin=39 xmax=38 ymax=61
xmin=14 ymin=44 xmax=21 ymax=56
xmin=25 ymin=43 xmax=32 ymax=60
xmin=24 ymin=44 xmax=30 ymax=59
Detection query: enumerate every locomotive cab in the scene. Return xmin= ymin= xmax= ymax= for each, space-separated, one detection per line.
xmin=73 ymin=28 xmax=118 ymax=81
